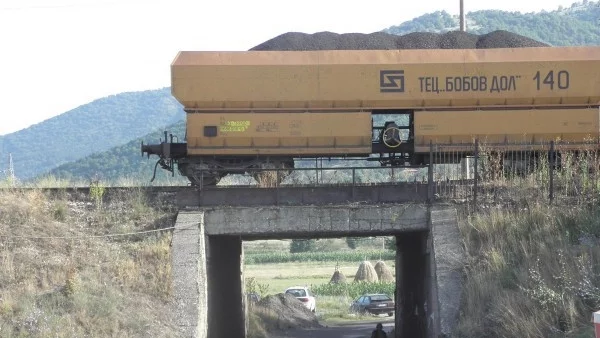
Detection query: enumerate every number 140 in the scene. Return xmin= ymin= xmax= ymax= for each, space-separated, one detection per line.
xmin=533 ymin=70 xmax=570 ymax=90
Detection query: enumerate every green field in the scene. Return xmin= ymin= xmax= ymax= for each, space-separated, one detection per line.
xmin=245 ymin=260 xmax=395 ymax=294
xmin=245 ymin=258 xmax=396 ymax=323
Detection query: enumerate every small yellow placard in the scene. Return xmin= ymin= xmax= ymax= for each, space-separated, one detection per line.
xmin=220 ymin=120 xmax=250 ymax=132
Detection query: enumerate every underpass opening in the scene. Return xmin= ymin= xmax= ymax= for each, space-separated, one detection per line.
xmin=241 ymin=231 xmax=431 ymax=338
xmin=170 ymin=203 xmax=446 ymax=338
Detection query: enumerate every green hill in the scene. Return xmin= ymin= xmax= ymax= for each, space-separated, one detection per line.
xmin=0 ymin=87 xmax=184 ymax=181
xmin=45 ymin=120 xmax=188 ymax=185
xmin=384 ymin=1 xmax=600 ymax=46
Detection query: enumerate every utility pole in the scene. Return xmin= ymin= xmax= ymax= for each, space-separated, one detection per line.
xmin=7 ymin=153 xmax=14 ymax=183
xmin=460 ymin=0 xmax=466 ymax=32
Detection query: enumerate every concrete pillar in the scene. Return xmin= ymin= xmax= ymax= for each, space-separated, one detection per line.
xmin=425 ymin=230 xmax=441 ymax=338
xmin=206 ymin=236 xmax=246 ymax=337
xmin=397 ymin=232 xmax=428 ymax=338
xmin=430 ymin=206 xmax=465 ymax=336
xmin=171 ymin=212 xmax=208 ymax=338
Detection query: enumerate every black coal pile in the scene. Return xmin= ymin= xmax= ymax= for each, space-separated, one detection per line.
xmin=250 ymin=29 xmax=548 ymax=51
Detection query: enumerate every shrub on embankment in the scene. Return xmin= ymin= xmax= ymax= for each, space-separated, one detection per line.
xmin=0 ymin=188 xmax=178 ymax=337
xmin=456 ymin=203 xmax=600 ymax=337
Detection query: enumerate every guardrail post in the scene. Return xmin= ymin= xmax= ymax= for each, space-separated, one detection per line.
xmin=474 ymin=138 xmax=479 ymax=209
xmin=352 ymin=168 xmax=356 ymax=201
xmin=276 ymin=169 xmax=280 ymax=206
xmin=315 ymin=158 xmax=319 ymax=185
xmin=428 ymin=141 xmax=434 ymax=204
xmin=549 ymin=140 xmax=555 ymax=204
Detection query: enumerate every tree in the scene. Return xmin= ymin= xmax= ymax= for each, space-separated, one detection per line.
xmin=346 ymin=237 xmax=360 ymax=249
xmin=289 ymin=239 xmax=316 ymax=253
xmin=385 ymin=236 xmax=396 ymax=251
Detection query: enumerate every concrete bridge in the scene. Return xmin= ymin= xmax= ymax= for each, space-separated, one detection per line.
xmin=170 ymin=184 xmax=464 ymax=338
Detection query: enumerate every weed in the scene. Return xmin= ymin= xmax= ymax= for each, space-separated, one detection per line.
xmin=457 ymin=203 xmax=600 ymax=337
xmin=246 ymin=277 xmax=271 ymax=298
xmin=52 ymin=200 xmax=68 ymax=221
xmin=89 ymin=179 xmax=105 ymax=209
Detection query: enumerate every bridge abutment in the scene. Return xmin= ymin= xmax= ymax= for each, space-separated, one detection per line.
xmin=170 ymin=203 xmax=464 ymax=338
xmin=429 ymin=205 xmax=466 ymax=337
xmin=171 ymin=213 xmax=208 ymax=338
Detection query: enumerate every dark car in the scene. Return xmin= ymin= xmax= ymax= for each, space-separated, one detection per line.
xmin=349 ymin=293 xmax=395 ymax=316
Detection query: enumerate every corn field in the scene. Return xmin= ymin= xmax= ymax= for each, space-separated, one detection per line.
xmin=244 ymin=250 xmax=395 ymax=264
xmin=311 ymin=281 xmax=395 ymax=299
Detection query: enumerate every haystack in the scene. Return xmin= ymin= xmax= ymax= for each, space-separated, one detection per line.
xmin=329 ymin=262 xmax=347 ymax=284
xmin=374 ymin=260 xmax=394 ymax=282
xmin=353 ymin=260 xmax=378 ymax=283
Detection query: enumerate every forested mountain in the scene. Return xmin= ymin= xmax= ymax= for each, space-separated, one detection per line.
xmin=384 ymin=0 xmax=600 ymax=46
xmin=45 ymin=121 xmax=188 ymax=185
xmin=0 ymin=88 xmax=184 ymax=180
xmin=19 ymin=1 xmax=600 ymax=184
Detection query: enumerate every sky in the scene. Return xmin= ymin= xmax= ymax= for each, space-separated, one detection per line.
xmin=0 ymin=0 xmax=582 ymax=136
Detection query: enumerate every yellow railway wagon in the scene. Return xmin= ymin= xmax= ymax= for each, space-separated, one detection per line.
xmin=414 ymin=108 xmax=600 ymax=152
xmin=171 ymin=47 xmax=600 ymax=110
xmin=185 ymin=112 xmax=372 ymax=156
xmin=141 ymin=47 xmax=600 ymax=186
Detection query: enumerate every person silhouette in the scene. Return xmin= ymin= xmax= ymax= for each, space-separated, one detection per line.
xmin=371 ymin=323 xmax=387 ymax=338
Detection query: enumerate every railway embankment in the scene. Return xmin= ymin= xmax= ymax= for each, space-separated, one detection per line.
xmin=1 ymin=183 xmax=599 ymax=337
xmin=452 ymin=201 xmax=600 ymax=337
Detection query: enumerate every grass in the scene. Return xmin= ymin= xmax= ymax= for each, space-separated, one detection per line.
xmin=0 ymin=186 xmax=178 ymax=337
xmin=312 ymin=295 xmax=388 ymax=322
xmin=0 ymin=174 xmax=188 ymax=189
xmin=455 ymin=203 xmax=600 ymax=337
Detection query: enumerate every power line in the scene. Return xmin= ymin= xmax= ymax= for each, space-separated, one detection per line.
xmin=0 ymin=222 xmax=198 ymax=240
xmin=1 ymin=0 xmax=167 ymax=11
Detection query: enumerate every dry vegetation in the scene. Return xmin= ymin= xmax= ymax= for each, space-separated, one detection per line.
xmin=248 ymin=293 xmax=321 ymax=338
xmin=451 ymin=146 xmax=600 ymax=337
xmin=456 ymin=204 xmax=600 ymax=336
xmin=0 ymin=187 xmax=178 ymax=337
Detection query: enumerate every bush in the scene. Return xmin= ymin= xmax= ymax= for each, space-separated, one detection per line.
xmin=345 ymin=237 xmax=359 ymax=249
xmin=457 ymin=204 xmax=600 ymax=337
xmin=384 ymin=237 xmax=396 ymax=251
xmin=289 ymin=239 xmax=317 ymax=253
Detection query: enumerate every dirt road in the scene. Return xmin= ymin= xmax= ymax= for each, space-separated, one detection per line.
xmin=271 ymin=319 xmax=395 ymax=338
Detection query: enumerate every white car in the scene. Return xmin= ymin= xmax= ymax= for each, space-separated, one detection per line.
xmin=284 ymin=286 xmax=316 ymax=312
